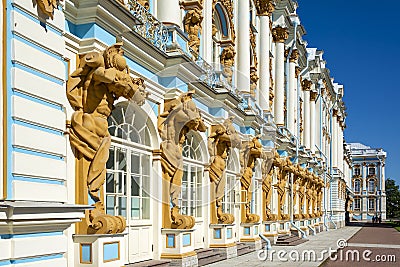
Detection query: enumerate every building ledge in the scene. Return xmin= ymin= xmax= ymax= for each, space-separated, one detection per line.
xmin=0 ymin=200 xmax=91 ymax=235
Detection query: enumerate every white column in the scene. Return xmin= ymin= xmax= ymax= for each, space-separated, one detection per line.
xmin=303 ymin=90 xmax=311 ymax=149
xmin=202 ymin=0 xmax=213 ymax=63
xmin=237 ymin=0 xmax=250 ymax=93
xmin=338 ymin=121 xmax=341 ymax=170
xmin=338 ymin=121 xmax=344 ymax=172
xmin=316 ymin=96 xmax=322 ymax=151
xmin=272 ymin=27 xmax=288 ymax=126
xmin=259 ymin=15 xmax=271 ymax=111
xmin=157 ymin=0 xmax=182 ymax=27
xmin=287 ymin=51 xmax=298 ymax=133
xmin=310 ymin=91 xmax=317 ymax=154
xmin=332 ymin=115 xmax=337 ymax=167
xmin=381 ymin=163 xmax=386 ymax=191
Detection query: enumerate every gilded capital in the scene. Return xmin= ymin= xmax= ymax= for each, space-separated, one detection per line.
xmin=285 ymin=49 xmax=299 ymax=63
xmin=310 ymin=91 xmax=318 ymax=102
xmin=272 ymin=26 xmax=289 ymax=43
xmin=301 ymin=79 xmax=313 ymax=91
xmin=137 ymin=0 xmax=150 ymax=10
xmin=255 ymin=0 xmax=275 ymax=16
xmin=295 ymin=66 xmax=302 ymax=78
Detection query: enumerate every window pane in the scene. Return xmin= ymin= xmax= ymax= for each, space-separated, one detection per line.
xmin=196 ymin=201 xmax=202 ymax=217
xmin=118 ymin=172 xmax=125 ymax=194
xmin=106 ymin=147 xmax=115 ymax=169
xmin=182 ymin=182 xmax=188 ymax=199
xmin=131 ymin=176 xmax=140 ymax=196
xmin=118 ymin=196 xmax=127 ymax=218
xmin=117 ymin=148 xmax=127 ymax=172
xmin=142 ymin=154 xmax=150 ymax=176
xmin=106 ymin=172 xmax=115 ymax=193
xmin=196 ymin=168 xmax=202 ymax=184
xmin=131 ymin=153 xmax=140 ymax=174
xmin=143 ymin=176 xmax=150 ymax=198
xmin=183 ymin=168 xmax=188 ymax=183
xmin=181 ymin=204 xmax=188 ymax=216
xmin=142 ymin=198 xmax=150 ymax=219
xmin=191 ymin=206 xmax=196 ymax=217
xmin=106 ymin=195 xmax=115 ymax=215
xmin=131 ymin=197 xmax=140 ymax=219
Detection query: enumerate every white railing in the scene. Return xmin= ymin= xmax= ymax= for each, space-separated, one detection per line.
xmin=126 ymin=0 xmax=168 ymax=52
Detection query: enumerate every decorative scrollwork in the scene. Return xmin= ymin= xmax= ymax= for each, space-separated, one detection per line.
xmin=126 ymin=0 xmax=168 ymax=52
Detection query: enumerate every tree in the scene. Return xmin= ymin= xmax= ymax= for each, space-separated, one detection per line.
xmin=386 ymin=178 xmax=400 ymax=219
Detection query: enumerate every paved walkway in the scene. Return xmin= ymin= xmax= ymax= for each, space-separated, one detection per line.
xmin=322 ymin=223 xmax=400 ymax=266
xmin=208 ymin=225 xmax=362 ymax=267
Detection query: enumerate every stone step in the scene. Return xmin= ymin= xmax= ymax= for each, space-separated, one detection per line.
xmin=125 ymin=259 xmax=170 ymax=267
xmin=276 ymin=235 xmax=299 ymax=243
xmin=236 ymin=242 xmax=253 ymax=256
xmin=275 ymin=235 xmax=309 ymax=246
xmin=196 ymin=248 xmax=226 ymax=266
xmin=196 ymin=248 xmax=215 ymax=260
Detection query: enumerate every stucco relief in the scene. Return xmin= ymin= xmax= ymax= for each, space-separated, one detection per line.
xmin=184 ymin=8 xmax=203 ymax=57
xmin=67 ymin=43 xmax=147 ymax=234
xmin=240 ymin=136 xmax=262 ymax=223
xmin=36 ymin=0 xmax=59 ymax=19
xmin=261 ymin=150 xmax=275 ymax=221
xmin=208 ymin=117 xmax=241 ymax=224
xmin=158 ymin=91 xmax=207 ymax=229
xmin=254 ymin=0 xmax=275 ymax=16
xmin=220 ymin=45 xmax=235 ymax=86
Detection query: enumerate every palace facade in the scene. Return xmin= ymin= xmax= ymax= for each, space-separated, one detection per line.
xmin=1 ymin=0 xmax=353 ymax=266
xmin=347 ymin=143 xmax=387 ymax=221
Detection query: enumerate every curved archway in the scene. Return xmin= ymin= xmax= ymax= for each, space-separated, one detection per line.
xmin=105 ymin=101 xmax=157 ymax=226
xmin=108 ymin=100 xmax=160 ymax=148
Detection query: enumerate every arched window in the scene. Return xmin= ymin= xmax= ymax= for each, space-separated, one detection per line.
xmin=354 ymin=198 xmax=361 ymax=211
xmin=105 ymin=101 xmax=153 ymax=221
xmin=368 ymin=179 xmax=376 ymax=193
xmin=212 ymin=3 xmax=233 ymax=65
xmin=180 ymin=131 xmax=205 ymax=218
xmin=354 ymin=179 xmax=361 ymax=193
xmin=368 ymin=197 xmax=375 ymax=211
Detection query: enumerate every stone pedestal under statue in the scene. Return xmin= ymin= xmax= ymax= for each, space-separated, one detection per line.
xmin=209 ymin=224 xmax=237 ymax=259
xmin=240 ymin=223 xmax=261 ymax=250
xmin=160 ymin=229 xmax=198 ymax=267
xmin=73 ymin=234 xmax=126 ymax=267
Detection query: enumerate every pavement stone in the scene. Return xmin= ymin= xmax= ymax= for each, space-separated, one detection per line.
xmin=322 ymin=223 xmax=400 ymax=267
xmin=207 ymin=225 xmax=362 ymax=267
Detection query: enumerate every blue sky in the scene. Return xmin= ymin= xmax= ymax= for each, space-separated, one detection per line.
xmin=296 ymin=0 xmax=400 ymax=185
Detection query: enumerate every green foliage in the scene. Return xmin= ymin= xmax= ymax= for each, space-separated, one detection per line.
xmin=386 ymin=178 xmax=400 ymax=219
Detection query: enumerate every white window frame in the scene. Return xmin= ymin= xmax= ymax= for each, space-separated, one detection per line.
xmin=106 ymin=142 xmax=152 ymax=225
xmin=354 ymin=179 xmax=361 ymax=193
xmin=354 ymin=167 xmax=361 ymax=176
xmin=354 ymin=198 xmax=361 ymax=211
xmin=368 ymin=198 xmax=375 ymax=211
xmin=180 ymin=132 xmax=204 ymax=219
xmin=368 ymin=167 xmax=375 ymax=176
xmin=368 ymin=179 xmax=375 ymax=193
xmin=105 ymin=102 xmax=153 ymax=225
